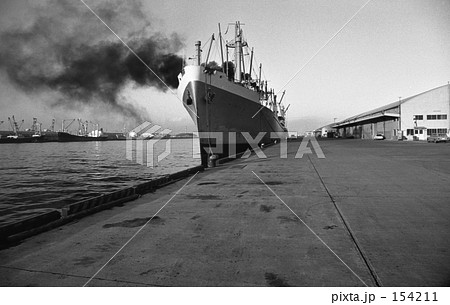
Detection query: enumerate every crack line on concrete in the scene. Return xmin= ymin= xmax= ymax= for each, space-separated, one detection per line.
xmin=251 ymin=170 xmax=369 ymax=287
xmin=0 ymin=265 xmax=164 ymax=286
xmin=83 ymin=171 xmax=200 ymax=287
xmin=307 ymin=155 xmax=383 ymax=287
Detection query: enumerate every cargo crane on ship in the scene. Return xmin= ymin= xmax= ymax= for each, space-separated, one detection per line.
xmin=7 ymin=116 xmax=24 ymax=138
xmin=27 ymin=118 xmax=37 ymax=132
xmin=49 ymin=118 xmax=55 ymax=132
xmin=44 ymin=119 xmax=56 ymax=132
xmin=61 ymin=119 xmax=76 ymax=133
xmin=77 ymin=119 xmax=87 ymax=136
xmin=0 ymin=116 xmax=45 ymax=142
xmin=27 ymin=118 xmax=43 ymax=136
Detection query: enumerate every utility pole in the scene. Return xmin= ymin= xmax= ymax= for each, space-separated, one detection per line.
xmin=398 ymin=97 xmax=402 ymax=140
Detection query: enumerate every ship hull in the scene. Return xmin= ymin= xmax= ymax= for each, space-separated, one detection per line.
xmin=57 ymin=132 xmax=108 ymax=142
xmin=0 ymin=136 xmax=46 ymax=144
xmin=178 ymin=66 xmax=287 ymax=165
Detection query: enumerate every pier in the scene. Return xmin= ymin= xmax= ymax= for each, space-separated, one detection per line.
xmin=0 ymin=139 xmax=449 ymax=286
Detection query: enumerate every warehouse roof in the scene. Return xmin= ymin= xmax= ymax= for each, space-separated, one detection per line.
xmin=333 ymin=84 xmax=449 ymax=128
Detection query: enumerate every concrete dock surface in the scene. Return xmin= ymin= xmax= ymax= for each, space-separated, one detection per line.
xmin=0 ymin=139 xmax=449 ymax=286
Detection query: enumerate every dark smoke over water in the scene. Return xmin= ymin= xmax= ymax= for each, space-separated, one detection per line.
xmin=0 ymin=0 xmax=184 ymax=122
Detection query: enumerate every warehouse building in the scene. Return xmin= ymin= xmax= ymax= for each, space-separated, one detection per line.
xmin=314 ymin=124 xmax=336 ymax=138
xmin=333 ymin=84 xmax=450 ymax=140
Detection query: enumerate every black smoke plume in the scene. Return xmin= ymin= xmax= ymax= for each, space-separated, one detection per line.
xmin=0 ymin=0 xmax=184 ymax=121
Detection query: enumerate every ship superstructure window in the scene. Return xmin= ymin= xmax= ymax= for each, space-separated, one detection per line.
xmin=427 ymin=114 xmax=447 ymax=120
xmin=414 ymin=115 xmax=423 ymax=120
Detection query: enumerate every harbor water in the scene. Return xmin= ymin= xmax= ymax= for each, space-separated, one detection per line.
xmin=0 ymin=138 xmax=201 ymax=226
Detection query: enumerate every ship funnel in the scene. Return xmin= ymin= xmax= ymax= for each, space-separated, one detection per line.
xmin=195 ymin=41 xmax=201 ymax=66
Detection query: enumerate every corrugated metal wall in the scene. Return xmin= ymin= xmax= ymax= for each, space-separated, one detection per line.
xmin=338 ymin=118 xmax=398 ymax=139
xmin=384 ymin=120 xmax=397 ymax=139
xmin=362 ymin=124 xmax=372 ymax=139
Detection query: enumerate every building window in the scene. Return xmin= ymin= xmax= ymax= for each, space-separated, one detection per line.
xmin=427 ymin=114 xmax=447 ymax=120
xmin=427 ymin=129 xmax=437 ymax=136
xmin=414 ymin=115 xmax=423 ymax=120
xmin=419 ymin=130 xmax=423 ymax=134
xmin=407 ymin=129 xmax=414 ymax=136
xmin=428 ymin=128 xmax=447 ymax=135
xmin=414 ymin=130 xmax=418 ymax=135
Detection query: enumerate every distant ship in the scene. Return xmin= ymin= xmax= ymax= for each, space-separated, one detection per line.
xmin=57 ymin=132 xmax=108 ymax=142
xmin=0 ymin=117 xmax=120 ymax=144
xmin=57 ymin=119 xmax=108 ymax=142
xmin=0 ymin=134 xmax=46 ymax=144
xmin=177 ymin=21 xmax=288 ymax=166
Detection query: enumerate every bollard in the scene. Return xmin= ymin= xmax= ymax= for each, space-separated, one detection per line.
xmin=207 ymin=154 xmax=218 ymax=168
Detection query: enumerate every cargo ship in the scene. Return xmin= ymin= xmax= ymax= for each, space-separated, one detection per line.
xmin=177 ymin=21 xmax=288 ymax=166
xmin=0 ymin=134 xmax=46 ymax=144
xmin=57 ymin=119 xmax=108 ymax=142
xmin=56 ymin=132 xmax=108 ymax=142
xmin=0 ymin=117 xmax=109 ymax=143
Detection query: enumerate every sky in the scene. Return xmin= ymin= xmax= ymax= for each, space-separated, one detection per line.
xmin=0 ymin=0 xmax=449 ymax=133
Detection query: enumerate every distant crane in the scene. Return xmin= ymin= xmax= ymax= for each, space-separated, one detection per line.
xmin=62 ymin=119 xmax=76 ymax=133
xmin=32 ymin=122 xmax=42 ymax=136
xmin=30 ymin=118 xmax=38 ymax=132
xmin=8 ymin=116 xmax=24 ymax=136
xmin=77 ymin=119 xmax=90 ymax=136
xmin=48 ymin=118 xmax=55 ymax=132
xmin=23 ymin=117 xmax=43 ymax=135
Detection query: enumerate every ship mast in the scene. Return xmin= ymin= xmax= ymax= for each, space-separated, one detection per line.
xmin=195 ymin=41 xmax=201 ymax=66
xmin=234 ymin=21 xmax=242 ymax=83
xmin=218 ymin=23 xmax=224 ymax=68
